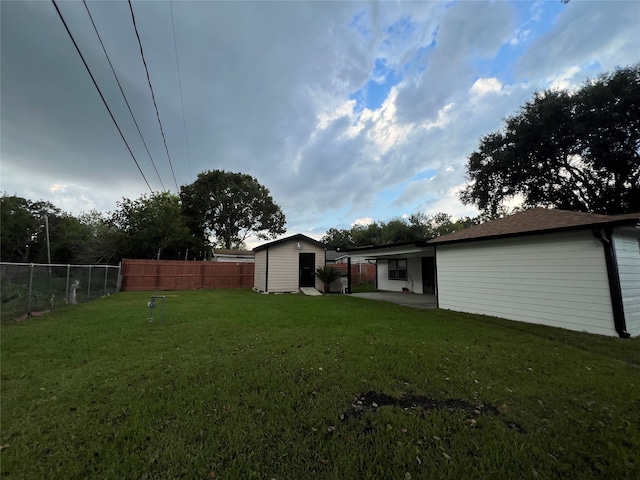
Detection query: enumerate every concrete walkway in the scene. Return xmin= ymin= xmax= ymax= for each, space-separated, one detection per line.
xmin=350 ymin=292 xmax=437 ymax=309
xmin=300 ymin=287 xmax=322 ymax=296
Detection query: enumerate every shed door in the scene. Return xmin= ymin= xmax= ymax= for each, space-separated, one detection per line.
xmin=422 ymin=257 xmax=435 ymax=294
xmin=299 ymin=253 xmax=316 ymax=287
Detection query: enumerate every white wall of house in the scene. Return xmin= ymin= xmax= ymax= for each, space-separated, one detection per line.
xmin=253 ymin=250 xmax=267 ymax=292
xmin=213 ymin=255 xmax=254 ymax=263
xmin=436 ymin=231 xmax=617 ymax=337
xmin=377 ymin=258 xmax=424 ymax=293
xmin=613 ymin=227 xmax=640 ymax=336
xmin=254 ymin=240 xmax=325 ymax=293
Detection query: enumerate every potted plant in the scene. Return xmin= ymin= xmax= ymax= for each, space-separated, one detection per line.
xmin=315 ymin=266 xmax=345 ymax=293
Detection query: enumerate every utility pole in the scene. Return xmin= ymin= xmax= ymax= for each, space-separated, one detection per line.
xmin=45 ymin=215 xmax=52 ymax=277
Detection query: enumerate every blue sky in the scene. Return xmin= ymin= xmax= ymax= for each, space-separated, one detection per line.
xmin=2 ymin=0 xmax=639 ymax=248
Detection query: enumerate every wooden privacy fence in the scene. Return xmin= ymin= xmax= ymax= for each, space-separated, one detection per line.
xmin=121 ymin=259 xmax=254 ymax=291
xmin=331 ymin=262 xmax=376 ymax=284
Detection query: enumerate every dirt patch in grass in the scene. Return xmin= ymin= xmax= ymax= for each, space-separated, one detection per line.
xmin=342 ymin=391 xmax=524 ymax=433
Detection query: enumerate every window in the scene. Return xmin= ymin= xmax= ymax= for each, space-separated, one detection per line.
xmin=388 ymin=259 xmax=407 ymax=280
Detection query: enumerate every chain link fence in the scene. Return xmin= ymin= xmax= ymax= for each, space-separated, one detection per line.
xmin=0 ymin=262 xmax=121 ymax=322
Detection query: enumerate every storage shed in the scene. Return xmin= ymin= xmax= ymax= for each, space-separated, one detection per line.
xmin=430 ymin=209 xmax=640 ymax=338
xmin=253 ymin=234 xmax=327 ymax=293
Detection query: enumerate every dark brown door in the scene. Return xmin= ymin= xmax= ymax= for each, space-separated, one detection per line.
xmin=299 ymin=253 xmax=316 ymax=287
xmin=421 ymin=257 xmax=435 ymax=294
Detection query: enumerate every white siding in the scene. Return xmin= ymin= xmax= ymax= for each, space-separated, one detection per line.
xmin=436 ymin=231 xmax=617 ymax=336
xmin=264 ymin=241 xmax=325 ymax=293
xmin=253 ymin=250 xmax=267 ymax=291
xmin=377 ymin=258 xmax=423 ymax=293
xmin=613 ymin=228 xmax=640 ymax=336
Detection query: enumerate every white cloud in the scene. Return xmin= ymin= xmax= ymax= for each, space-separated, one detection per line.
xmin=470 ymin=78 xmax=503 ymax=97
xmin=547 ymin=65 xmax=582 ymax=91
xmin=317 ymin=100 xmax=357 ymax=130
xmin=419 ymin=185 xmax=479 ymax=219
xmin=421 ymin=103 xmax=455 ymax=130
xmin=509 ymin=28 xmax=531 ymax=46
xmin=352 ymin=217 xmax=373 ymax=226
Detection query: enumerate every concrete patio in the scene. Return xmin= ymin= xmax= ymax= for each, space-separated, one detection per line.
xmin=349 ymin=291 xmax=437 ymax=309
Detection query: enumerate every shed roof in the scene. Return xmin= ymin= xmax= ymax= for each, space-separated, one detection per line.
xmin=253 ymin=233 xmax=327 ymax=252
xmin=429 ymin=208 xmax=640 ymax=245
xmin=213 ymin=249 xmax=254 ymax=257
xmin=339 ymin=240 xmax=431 ymax=259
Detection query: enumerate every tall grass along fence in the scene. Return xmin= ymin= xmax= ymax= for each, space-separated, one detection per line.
xmin=0 ymin=262 xmax=121 ymax=321
xmin=121 ymin=259 xmax=255 ymax=291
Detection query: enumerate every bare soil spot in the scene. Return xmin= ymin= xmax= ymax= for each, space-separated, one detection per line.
xmin=341 ymin=391 xmax=524 ymax=433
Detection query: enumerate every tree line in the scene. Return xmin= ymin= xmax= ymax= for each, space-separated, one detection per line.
xmin=0 ymin=170 xmax=285 ymax=264
xmin=2 ymin=65 xmax=637 ymax=264
xmin=320 ymin=212 xmax=482 ymax=251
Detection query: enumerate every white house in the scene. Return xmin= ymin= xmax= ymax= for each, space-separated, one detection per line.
xmin=253 ymin=234 xmax=327 ymax=293
xmin=345 ymin=209 xmax=640 ymax=338
xmin=211 ymin=249 xmax=255 ymax=263
xmin=343 ymin=240 xmax=435 ymax=294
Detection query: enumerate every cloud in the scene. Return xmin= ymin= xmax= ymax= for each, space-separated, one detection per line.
xmin=515 ymin=1 xmax=640 ymax=80
xmin=418 ymin=185 xmax=479 ymax=220
xmin=470 ymin=78 xmax=503 ymax=97
xmin=393 ymin=0 xmax=515 ymax=124
xmin=2 ymin=0 xmax=638 ymax=242
xmin=352 ymin=217 xmax=373 ymax=227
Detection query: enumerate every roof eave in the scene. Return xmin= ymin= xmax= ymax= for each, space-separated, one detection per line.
xmin=429 ymin=217 xmax=640 ymax=246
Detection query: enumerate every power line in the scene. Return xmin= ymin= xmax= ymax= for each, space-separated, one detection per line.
xmin=82 ymin=0 xmax=166 ymax=191
xmin=169 ymin=0 xmax=192 ymax=181
xmin=128 ymin=0 xmax=179 ymax=192
xmin=50 ymin=0 xmax=153 ymax=194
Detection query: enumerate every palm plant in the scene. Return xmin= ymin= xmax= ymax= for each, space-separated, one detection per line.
xmin=314 ymin=266 xmax=345 ymax=293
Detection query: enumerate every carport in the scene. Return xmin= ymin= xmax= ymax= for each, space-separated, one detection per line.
xmin=343 ymin=240 xmax=436 ymax=295
xmin=350 ymin=292 xmax=437 ymax=309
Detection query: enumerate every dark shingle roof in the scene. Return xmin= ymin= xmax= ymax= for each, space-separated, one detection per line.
xmin=213 ymin=249 xmax=254 ymax=256
xmin=253 ymin=233 xmax=327 ymax=252
xmin=429 ymin=208 xmax=640 ymax=245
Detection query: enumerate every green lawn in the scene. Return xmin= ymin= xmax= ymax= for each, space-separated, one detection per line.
xmin=1 ymin=290 xmax=639 ymax=479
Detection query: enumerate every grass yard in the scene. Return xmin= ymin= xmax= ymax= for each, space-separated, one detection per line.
xmin=1 ymin=290 xmax=639 ymax=479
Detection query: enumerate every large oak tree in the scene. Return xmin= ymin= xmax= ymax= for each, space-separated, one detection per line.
xmin=461 ymin=65 xmax=640 ymax=216
xmin=180 ymin=170 xmax=286 ymax=249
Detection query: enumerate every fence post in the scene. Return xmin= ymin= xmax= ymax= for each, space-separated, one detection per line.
xmin=103 ymin=265 xmax=108 ymax=296
xmin=27 ymin=263 xmax=34 ymax=315
xmin=87 ymin=265 xmax=92 ymax=299
xmin=66 ymin=264 xmax=71 ymax=303
xmin=116 ymin=262 xmax=122 ymax=292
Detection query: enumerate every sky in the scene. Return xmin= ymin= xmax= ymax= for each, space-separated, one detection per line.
xmin=2 ymin=0 xmax=639 ymax=248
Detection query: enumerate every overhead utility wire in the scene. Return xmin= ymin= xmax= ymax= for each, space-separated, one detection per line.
xmin=169 ymin=0 xmax=192 ymax=180
xmin=128 ymin=0 xmax=179 ymax=192
xmin=82 ymin=0 xmax=166 ymax=191
xmin=50 ymin=0 xmax=153 ymax=194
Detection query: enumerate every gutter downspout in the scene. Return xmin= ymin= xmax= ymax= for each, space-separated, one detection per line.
xmin=593 ymin=228 xmax=630 ymax=338
xmin=265 ymin=248 xmax=269 ymax=293
xmin=434 ymin=246 xmax=439 ymax=309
